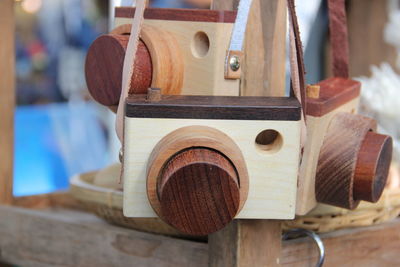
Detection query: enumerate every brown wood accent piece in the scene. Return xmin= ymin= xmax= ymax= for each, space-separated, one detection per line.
xmin=115 ymin=7 xmax=237 ymax=23
xmin=0 ymin=0 xmax=15 ymax=205
xmin=108 ymin=105 xmax=118 ymax=113
xmin=146 ymin=126 xmax=249 ymax=221
xmin=158 ymin=148 xmax=240 ymax=236
xmin=126 ymin=95 xmax=301 ymax=121
xmin=353 ymin=132 xmax=393 ymax=203
xmin=328 ymin=0 xmax=349 ymax=78
xmin=315 ymin=113 xmax=377 ymax=209
xmin=209 ymin=220 xmax=282 ymax=267
xmin=306 ymin=77 xmax=361 ymax=117
xmin=85 ymin=34 xmax=152 ymax=106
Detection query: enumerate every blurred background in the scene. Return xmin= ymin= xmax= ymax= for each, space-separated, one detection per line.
xmin=13 ymin=0 xmax=400 ymax=196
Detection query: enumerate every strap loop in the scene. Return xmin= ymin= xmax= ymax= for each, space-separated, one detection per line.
xmin=116 ymin=0 xmax=148 ymax=142
xmin=328 ymin=0 xmax=350 ymax=78
xmin=287 ymin=0 xmax=307 ymax=119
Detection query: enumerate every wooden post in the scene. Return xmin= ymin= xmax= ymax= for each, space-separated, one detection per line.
xmin=209 ymin=0 xmax=286 ymax=266
xmin=0 ymin=0 xmax=15 ymax=205
xmin=209 ymin=220 xmax=282 ymax=266
xmin=212 ymin=0 xmax=287 ymax=96
xmin=347 ymin=0 xmax=399 ymax=77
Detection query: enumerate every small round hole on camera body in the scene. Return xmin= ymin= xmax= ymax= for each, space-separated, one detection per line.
xmin=255 ymin=129 xmax=283 ymax=153
xmin=191 ymin=31 xmax=210 ymax=58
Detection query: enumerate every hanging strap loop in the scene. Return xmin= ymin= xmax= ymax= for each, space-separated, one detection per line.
xmin=327 ymin=0 xmax=350 ymax=78
xmin=116 ymin=0 xmax=148 ymax=142
xmin=287 ymin=0 xmax=307 ymax=119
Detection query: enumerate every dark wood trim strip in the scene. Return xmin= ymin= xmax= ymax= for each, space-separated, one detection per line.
xmin=126 ymin=95 xmax=301 ymax=121
xmin=115 ymin=7 xmax=237 ymax=23
xmin=306 ymin=77 xmax=360 ymax=117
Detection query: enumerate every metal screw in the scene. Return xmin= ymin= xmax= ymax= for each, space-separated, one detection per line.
xmin=229 ymin=55 xmax=240 ymax=72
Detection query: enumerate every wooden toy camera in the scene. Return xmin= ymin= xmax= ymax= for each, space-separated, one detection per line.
xmin=85 ymin=7 xmax=393 ymax=236
xmin=85 ymin=8 xmax=240 ymax=109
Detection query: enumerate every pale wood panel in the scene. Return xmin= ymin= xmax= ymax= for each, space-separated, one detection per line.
xmin=123 ymin=118 xmax=300 ymax=219
xmin=0 ymin=0 xmax=15 ymax=205
xmin=115 ymin=18 xmax=240 ymax=96
xmin=296 ymin=98 xmax=359 ymax=215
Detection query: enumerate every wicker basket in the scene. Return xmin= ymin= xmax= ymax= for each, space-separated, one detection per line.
xmin=71 ymin=167 xmax=400 ymax=235
xmin=283 ymin=188 xmax=400 ymax=233
xmin=69 ymin=171 xmax=192 ymax=238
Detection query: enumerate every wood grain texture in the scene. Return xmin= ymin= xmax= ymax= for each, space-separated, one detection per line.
xmin=126 ymin=94 xmax=301 ymax=121
xmin=139 ymin=25 xmax=184 ymax=96
xmin=115 ymin=7 xmax=237 ymax=23
xmin=0 ymin=206 xmax=208 ymax=267
xmin=123 ymin=117 xmax=301 ymax=219
xmin=353 ymin=132 xmax=392 ymax=203
xmin=208 ymin=1 xmax=287 ymax=266
xmin=240 ymin=0 xmax=287 ymax=97
xmin=115 ymin=0 xmax=147 ymax=142
xmin=306 ymin=77 xmax=360 ymax=117
xmin=0 ymin=0 xmax=15 ymax=205
xmin=209 ymin=220 xmax=281 ymax=267
xmin=159 ymin=148 xmax=240 ymax=236
xmin=115 ymin=15 xmax=240 ymax=96
xmin=327 ymin=0 xmax=349 ymax=78
xmin=282 ymin=218 xmax=400 ymax=266
xmin=347 ymin=0 xmax=399 ymax=77
xmin=296 ymin=98 xmax=360 ymax=215
xmin=2 ymin=204 xmax=400 ymax=266
xmin=315 ymin=113 xmax=377 ymax=209
xmin=111 ymin=24 xmax=185 ymax=97
xmin=85 ymin=34 xmax=152 ymax=106
xmin=146 ymin=126 xmax=249 ymax=220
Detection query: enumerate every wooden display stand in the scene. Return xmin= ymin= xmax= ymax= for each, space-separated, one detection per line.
xmin=208 ymin=1 xmax=286 ymax=265
xmin=1 ymin=0 xmax=400 ymax=266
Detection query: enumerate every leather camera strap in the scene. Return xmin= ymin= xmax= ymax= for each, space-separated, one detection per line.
xmin=327 ymin=0 xmax=349 ymax=78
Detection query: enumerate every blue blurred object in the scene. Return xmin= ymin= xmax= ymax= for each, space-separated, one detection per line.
xmin=152 ymin=0 xmax=191 ymax=8
xmin=14 ymin=102 xmax=109 ymax=196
